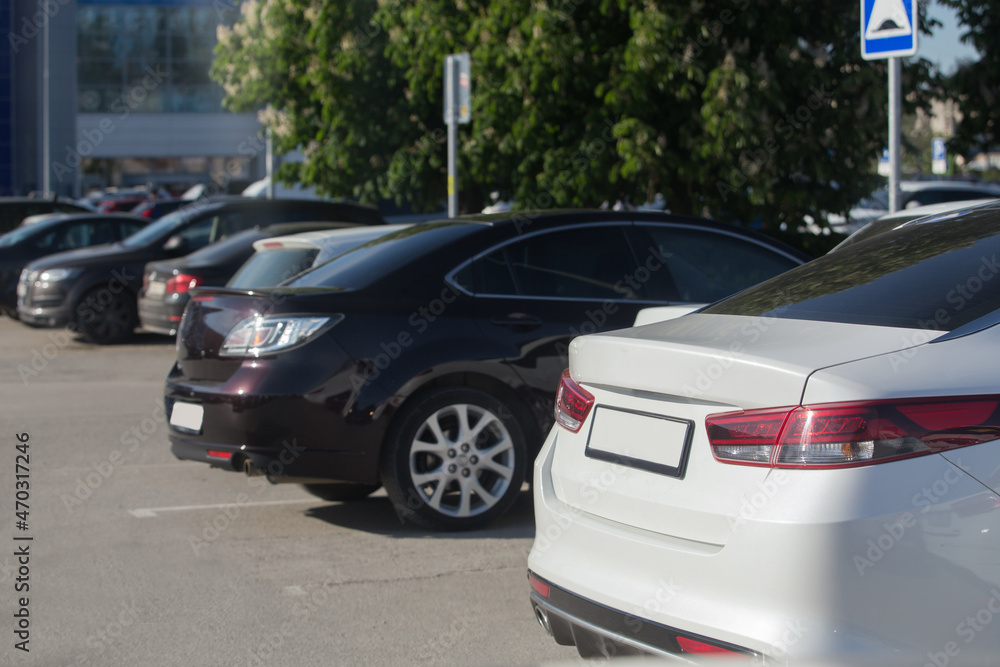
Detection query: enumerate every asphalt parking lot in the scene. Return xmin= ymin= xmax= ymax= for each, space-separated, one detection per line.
xmin=0 ymin=318 xmax=579 ymax=666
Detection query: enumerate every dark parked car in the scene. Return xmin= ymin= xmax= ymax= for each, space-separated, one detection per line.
xmin=18 ymin=197 xmax=384 ymax=344
xmin=131 ymin=199 xmax=191 ymax=220
xmin=0 ymin=197 xmax=90 ymax=233
xmin=0 ymin=213 xmax=148 ymax=318
xmin=165 ymin=210 xmax=808 ymax=530
xmin=138 ymin=222 xmax=384 ymax=335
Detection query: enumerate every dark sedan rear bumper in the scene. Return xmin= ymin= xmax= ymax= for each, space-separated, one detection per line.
xmin=168 ymin=430 xmax=371 ymax=483
xmin=164 ymin=353 xmax=392 ymax=485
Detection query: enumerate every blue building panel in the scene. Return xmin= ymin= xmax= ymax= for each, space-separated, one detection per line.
xmin=0 ymin=4 xmax=13 ymax=195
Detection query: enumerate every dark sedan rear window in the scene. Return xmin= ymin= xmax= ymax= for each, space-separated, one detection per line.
xmin=705 ymin=206 xmax=1000 ymax=332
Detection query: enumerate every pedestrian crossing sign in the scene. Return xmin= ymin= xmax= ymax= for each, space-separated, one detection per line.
xmin=861 ymin=0 xmax=918 ymax=60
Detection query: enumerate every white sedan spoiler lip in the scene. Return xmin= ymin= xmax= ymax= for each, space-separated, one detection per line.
xmin=570 ymin=313 xmax=938 ymax=409
xmin=631 ymin=304 xmax=702 ymax=326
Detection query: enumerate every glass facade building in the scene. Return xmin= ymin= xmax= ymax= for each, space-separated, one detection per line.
xmin=78 ymin=0 xmax=226 ymax=113
xmin=7 ymin=0 xmax=261 ymax=196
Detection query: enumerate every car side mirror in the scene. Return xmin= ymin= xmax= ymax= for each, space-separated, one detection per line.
xmin=163 ymin=234 xmax=188 ymax=256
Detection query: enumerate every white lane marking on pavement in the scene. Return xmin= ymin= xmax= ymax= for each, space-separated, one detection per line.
xmin=128 ymin=498 xmax=315 ymax=518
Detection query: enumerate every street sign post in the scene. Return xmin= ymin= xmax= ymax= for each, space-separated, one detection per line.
xmin=444 ymin=53 xmax=471 ymax=218
xmin=444 ymin=53 xmax=471 ymax=125
xmin=861 ymin=0 xmax=918 ymax=213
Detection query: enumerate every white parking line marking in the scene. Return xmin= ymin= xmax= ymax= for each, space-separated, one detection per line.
xmin=128 ymin=498 xmax=316 ymax=518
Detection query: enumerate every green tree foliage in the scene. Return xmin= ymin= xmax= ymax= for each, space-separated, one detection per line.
xmin=212 ymin=0 xmax=934 ymax=224
xmin=940 ymin=0 xmax=999 ymax=156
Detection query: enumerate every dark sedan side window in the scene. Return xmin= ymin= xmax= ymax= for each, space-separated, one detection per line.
xmin=120 ymin=221 xmax=145 ymax=238
xmin=472 ymin=226 xmax=648 ymax=300
xmin=640 ymin=226 xmax=801 ymax=303
xmin=175 ymin=211 xmax=253 ymax=252
xmin=30 ymin=229 xmax=59 ymax=251
xmin=33 ymin=220 xmax=120 ymax=251
xmin=80 ymin=220 xmax=119 ymax=246
xmin=176 ymin=217 xmax=219 ymax=251
xmin=217 ymin=211 xmax=249 ymax=238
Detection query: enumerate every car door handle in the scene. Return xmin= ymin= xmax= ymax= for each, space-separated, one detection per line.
xmin=490 ymin=313 xmax=543 ymax=329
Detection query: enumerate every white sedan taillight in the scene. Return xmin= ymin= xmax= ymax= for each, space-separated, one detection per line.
xmin=707 ymin=396 xmax=1000 ymax=468
xmin=554 ymin=370 xmax=595 ymax=433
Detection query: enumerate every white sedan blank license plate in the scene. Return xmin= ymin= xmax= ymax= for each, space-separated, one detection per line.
xmin=585 ymin=406 xmax=693 ymax=478
xmin=146 ymin=281 xmax=166 ymax=298
xmin=169 ymin=401 xmax=203 ymax=432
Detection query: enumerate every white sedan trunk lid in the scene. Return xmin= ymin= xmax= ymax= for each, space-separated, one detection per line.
xmin=551 ymin=313 xmax=934 ymax=544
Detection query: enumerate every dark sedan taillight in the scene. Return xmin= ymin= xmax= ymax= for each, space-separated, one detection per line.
xmin=165 ymin=273 xmax=202 ymax=294
xmin=219 ymin=314 xmax=342 ymax=357
xmin=707 ymin=396 xmax=1000 ymax=468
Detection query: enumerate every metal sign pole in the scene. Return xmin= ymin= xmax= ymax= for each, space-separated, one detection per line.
xmin=444 ymin=53 xmax=470 ymax=218
xmin=888 ymin=57 xmax=901 ymax=213
xmin=447 ymin=120 xmax=458 ymax=218
xmin=446 ymin=56 xmax=458 ymax=218
xmin=265 ymin=127 xmax=275 ymax=199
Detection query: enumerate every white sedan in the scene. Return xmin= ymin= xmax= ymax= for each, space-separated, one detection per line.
xmin=528 ymin=200 xmax=1000 ymax=662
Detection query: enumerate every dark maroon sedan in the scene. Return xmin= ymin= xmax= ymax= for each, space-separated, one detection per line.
xmin=165 ymin=210 xmax=807 ymax=530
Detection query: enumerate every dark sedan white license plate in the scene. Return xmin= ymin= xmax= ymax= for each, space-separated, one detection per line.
xmin=585 ymin=406 xmax=693 ymax=478
xmin=169 ymin=401 xmax=204 ymax=432
xmin=146 ymin=281 xmax=166 ymax=298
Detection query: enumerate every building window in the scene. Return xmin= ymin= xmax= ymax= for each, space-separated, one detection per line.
xmin=78 ymin=3 xmax=226 ymax=113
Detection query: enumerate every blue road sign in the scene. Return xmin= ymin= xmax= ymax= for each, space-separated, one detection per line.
xmin=861 ymin=0 xmax=918 ymax=60
xmin=932 ymin=138 xmax=946 ymax=161
xmin=878 ymin=148 xmax=890 ymax=176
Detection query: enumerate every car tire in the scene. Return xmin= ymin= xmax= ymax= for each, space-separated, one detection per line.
xmin=380 ymin=387 xmax=527 ymax=531
xmin=75 ymin=287 xmax=138 ymax=345
xmin=300 ymin=482 xmax=381 ymax=502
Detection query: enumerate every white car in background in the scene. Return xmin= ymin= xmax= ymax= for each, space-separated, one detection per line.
xmin=809 ymin=180 xmax=1000 ymax=235
xmin=528 ymin=200 xmax=1000 ymax=662
xmin=832 ymin=198 xmax=999 ymax=253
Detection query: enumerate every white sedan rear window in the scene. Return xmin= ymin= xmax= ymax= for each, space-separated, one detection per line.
xmin=706 ymin=205 xmax=1000 ymax=332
